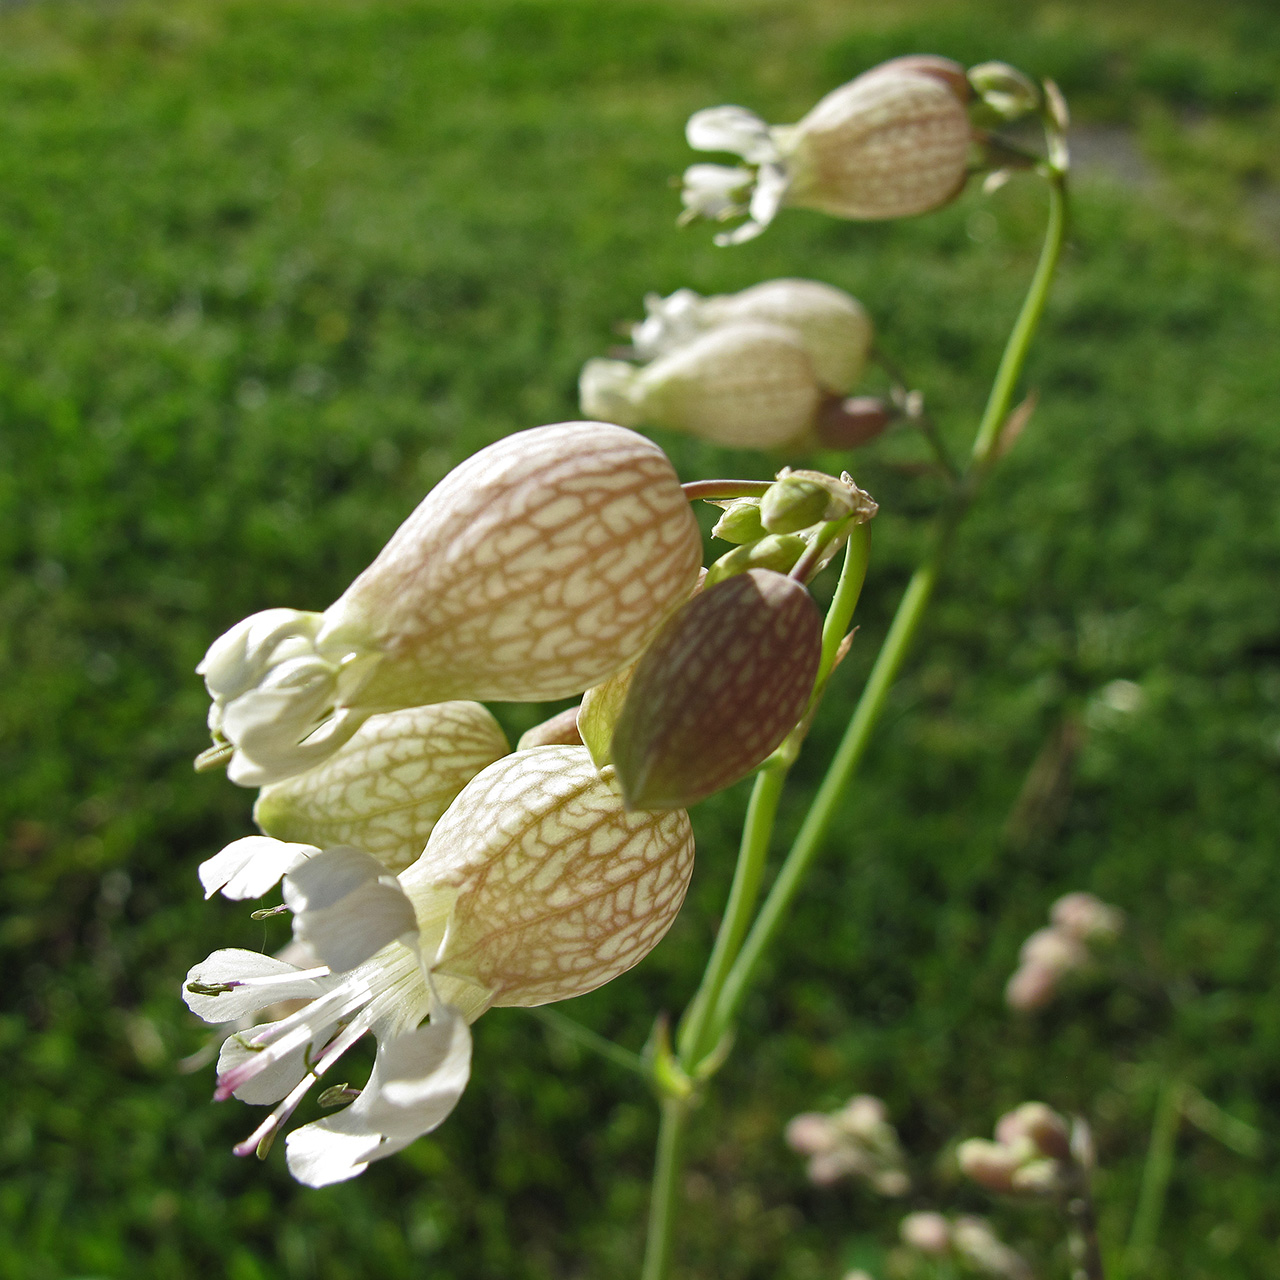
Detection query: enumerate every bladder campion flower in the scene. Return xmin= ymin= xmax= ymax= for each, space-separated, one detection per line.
xmin=253 ymin=702 xmax=510 ymax=872
xmin=682 ymin=56 xmax=974 ymax=244
xmin=197 ymin=421 xmax=702 ymax=787
xmin=631 ymin=279 xmax=873 ymax=394
xmin=184 ymin=745 xmax=694 ymax=1185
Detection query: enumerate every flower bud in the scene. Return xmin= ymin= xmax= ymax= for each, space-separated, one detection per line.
xmin=834 ymin=1093 xmax=889 ymax=1139
xmin=760 ymin=468 xmax=860 ymax=533
xmin=995 ymin=1102 xmax=1072 ymax=1162
xmin=1050 ymin=891 xmax=1124 ymax=943
xmin=610 ymin=570 xmax=822 ymax=810
xmin=583 ymin=322 xmax=821 ymax=449
xmin=1004 ymin=961 xmax=1059 ymax=1012
xmin=702 ymin=534 xmax=808 ymax=589
xmin=968 ymin=61 xmax=1040 ymax=121
xmin=951 ymin=1217 xmax=1032 ymax=1280
xmin=200 ymin=421 xmax=702 ymax=786
xmin=402 ymin=746 xmax=694 ymax=1007
xmin=1010 ymin=1157 xmax=1065 ymax=1194
xmin=956 ymin=1138 xmax=1022 ymax=1193
xmin=253 ymin=703 xmax=510 ymax=872
xmin=814 ymin=395 xmax=895 ymax=448
xmin=693 ymin=279 xmax=872 ymax=393
xmin=785 ymin=1112 xmax=840 ymax=1156
xmin=900 ymin=1211 xmax=951 ymax=1255
xmin=710 ymin=498 xmax=767 ymax=545
xmin=516 ymin=705 xmax=583 ymax=751
xmin=1019 ymin=925 xmax=1087 ymax=974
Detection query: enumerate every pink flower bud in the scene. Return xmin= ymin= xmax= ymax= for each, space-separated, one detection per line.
xmin=1050 ymin=891 xmax=1124 ymax=943
xmin=516 ymin=705 xmax=584 ymax=751
xmin=814 ymin=395 xmax=895 ymax=448
xmin=1019 ymin=925 xmax=1088 ymax=974
xmin=785 ymin=1112 xmax=840 ymax=1156
xmin=1004 ymin=961 xmax=1060 ymax=1012
xmin=956 ymin=1138 xmax=1022 ymax=1193
xmin=610 ymin=570 xmax=822 ymax=810
xmin=900 ymin=1211 xmax=951 ymax=1255
xmin=995 ymin=1102 xmax=1072 ymax=1161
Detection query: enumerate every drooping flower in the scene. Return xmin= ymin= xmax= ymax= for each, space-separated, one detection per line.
xmin=681 ymin=57 xmax=974 ymax=244
xmin=253 ymin=702 xmax=510 ymax=872
xmin=581 ymin=280 xmax=877 ymax=449
xmin=631 ymin=279 xmax=873 ymax=395
xmin=581 ymin=322 xmax=824 ymax=449
xmin=184 ymin=746 xmax=694 ymax=1184
xmin=197 ymin=422 xmax=702 ymax=787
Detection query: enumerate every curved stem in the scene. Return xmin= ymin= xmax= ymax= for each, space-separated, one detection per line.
xmin=713 ymin=168 xmax=1068 ymax=1047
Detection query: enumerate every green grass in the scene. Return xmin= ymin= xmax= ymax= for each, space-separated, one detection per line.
xmin=1 ymin=1 xmax=1278 ymax=1277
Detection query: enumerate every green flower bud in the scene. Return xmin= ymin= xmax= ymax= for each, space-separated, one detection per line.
xmin=702 ymin=533 xmax=808 ymax=589
xmin=710 ymin=497 xmax=766 ymax=544
xmin=611 ymin=569 xmax=822 ymax=810
xmin=968 ymin=61 xmax=1040 ymax=121
xmin=760 ymin=468 xmax=858 ymax=533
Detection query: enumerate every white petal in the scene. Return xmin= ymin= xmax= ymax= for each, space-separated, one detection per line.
xmin=182 ymin=949 xmax=331 ymax=1024
xmin=198 ymin=836 xmax=317 ymax=901
xmin=198 ymin=609 xmax=323 ymax=697
xmin=747 ymin=161 xmax=789 ymax=227
xmin=680 ymin=164 xmax=752 ymax=220
xmin=217 ymin=1019 xmax=336 ymax=1105
xmin=284 ymin=848 xmax=418 ymax=973
xmin=285 ymin=1010 xmax=471 ymax=1187
xmin=686 ymin=106 xmax=776 ymax=163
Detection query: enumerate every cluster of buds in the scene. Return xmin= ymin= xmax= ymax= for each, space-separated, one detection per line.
xmin=897 ymin=1212 xmax=1033 ymax=1280
xmin=581 ymin=279 xmax=892 ymax=450
xmin=680 ymin=56 xmax=1045 ymax=246
xmin=957 ymin=1102 xmax=1090 ymax=1199
xmin=1005 ymin=891 xmax=1124 ymax=1012
xmin=186 ymin=421 xmax=859 ymax=1183
xmin=785 ymin=1094 xmax=910 ymax=1194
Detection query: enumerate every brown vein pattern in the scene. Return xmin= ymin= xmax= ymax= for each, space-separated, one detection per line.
xmin=789 ymin=72 xmax=972 ymax=220
xmin=329 ymin=422 xmax=702 ymax=706
xmin=401 ymin=746 xmax=694 ymax=1007
xmin=253 ymin=702 xmax=510 ymax=872
xmin=612 ymin=569 xmax=822 ymax=810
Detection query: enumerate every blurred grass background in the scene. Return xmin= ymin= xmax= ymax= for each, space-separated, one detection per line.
xmin=1 ymin=0 xmax=1278 ymax=1276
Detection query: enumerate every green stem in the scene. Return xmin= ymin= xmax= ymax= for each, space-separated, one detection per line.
xmin=710 ymin=171 xmax=1068 ymax=1040
xmin=641 ymin=1098 xmax=689 ymax=1280
xmin=1125 ymin=1079 xmax=1183 ymax=1273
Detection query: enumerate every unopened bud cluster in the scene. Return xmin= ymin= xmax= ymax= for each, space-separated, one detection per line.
xmin=897 ymin=1212 xmax=1032 ymax=1280
xmin=785 ymin=1094 xmax=910 ymax=1194
xmin=1005 ymin=891 xmax=1124 ymax=1012
xmin=957 ymin=1102 xmax=1087 ymax=1198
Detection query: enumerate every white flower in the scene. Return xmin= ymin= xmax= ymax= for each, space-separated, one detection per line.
xmin=582 ymin=322 xmax=822 ymax=449
xmin=632 ymin=279 xmax=873 ymax=395
xmin=184 ymin=746 xmax=694 ymax=1184
xmin=682 ymin=59 xmax=973 ymax=243
xmin=197 ymin=422 xmax=702 ymax=787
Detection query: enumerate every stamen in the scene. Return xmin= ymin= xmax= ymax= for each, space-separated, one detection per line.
xmin=230 ymin=1006 xmax=379 ymax=1159
xmin=250 ymin=905 xmax=289 ymax=920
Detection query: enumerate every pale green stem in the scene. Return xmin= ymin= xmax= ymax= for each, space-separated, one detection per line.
xmin=712 ymin=171 xmax=1067 ymax=1040
xmin=641 ymin=1098 xmax=689 ymax=1280
xmin=1124 ymin=1079 xmax=1184 ymax=1275
xmin=641 ymin=165 xmax=1068 ymax=1280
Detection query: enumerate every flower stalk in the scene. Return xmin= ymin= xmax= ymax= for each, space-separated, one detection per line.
xmin=641 ymin=139 xmax=1069 ymax=1276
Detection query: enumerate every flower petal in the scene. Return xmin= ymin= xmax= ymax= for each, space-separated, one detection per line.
xmin=198 ymin=836 xmax=317 ymax=901
xmin=680 ymin=164 xmax=752 ymax=220
xmin=284 ymin=1009 xmax=472 ymax=1186
xmin=686 ymin=106 xmax=776 ymax=163
xmin=217 ymin=1018 xmax=337 ymax=1105
xmin=183 ymin=949 xmax=332 ymax=1024
xmin=284 ymin=848 xmax=418 ymax=973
